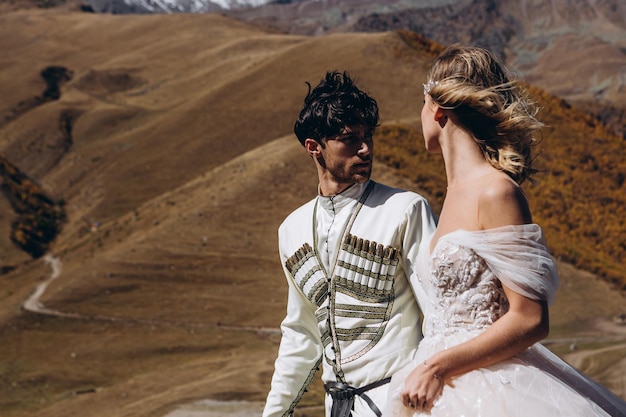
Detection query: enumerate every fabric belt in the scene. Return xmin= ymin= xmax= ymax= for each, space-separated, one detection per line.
xmin=324 ymin=377 xmax=391 ymax=417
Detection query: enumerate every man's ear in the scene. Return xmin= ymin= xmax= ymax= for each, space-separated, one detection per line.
xmin=304 ymin=138 xmax=322 ymax=159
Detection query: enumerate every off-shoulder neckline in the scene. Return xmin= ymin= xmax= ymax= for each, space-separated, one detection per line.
xmin=429 ymin=224 xmax=541 ymax=257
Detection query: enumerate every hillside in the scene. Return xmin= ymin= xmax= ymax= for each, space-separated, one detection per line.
xmin=0 ymin=9 xmax=624 ymax=417
xmin=226 ymin=0 xmax=626 ymax=140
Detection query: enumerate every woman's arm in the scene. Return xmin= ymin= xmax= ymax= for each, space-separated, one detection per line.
xmin=401 ymin=176 xmax=550 ymax=411
xmin=401 ymin=286 xmax=549 ymax=410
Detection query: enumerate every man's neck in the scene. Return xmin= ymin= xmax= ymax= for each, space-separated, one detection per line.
xmin=320 ymin=181 xmax=361 ymax=196
xmin=318 ymin=181 xmax=371 ymax=202
xmin=319 ymin=183 xmax=354 ymax=197
xmin=320 ymin=176 xmax=374 ymax=196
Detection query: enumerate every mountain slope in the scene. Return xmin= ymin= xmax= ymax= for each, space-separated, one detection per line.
xmin=0 ymin=12 xmax=438 ymax=416
xmin=0 ymin=10 xmax=624 ymax=417
xmin=226 ymin=0 xmax=626 ymax=138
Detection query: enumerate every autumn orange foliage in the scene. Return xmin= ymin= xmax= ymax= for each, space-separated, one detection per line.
xmin=396 ymin=30 xmax=446 ymax=57
xmin=0 ymin=156 xmax=66 ymax=258
xmin=376 ymin=86 xmax=626 ymax=290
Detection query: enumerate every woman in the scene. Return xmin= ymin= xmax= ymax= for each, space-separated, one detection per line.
xmin=384 ymin=44 xmax=626 ymax=417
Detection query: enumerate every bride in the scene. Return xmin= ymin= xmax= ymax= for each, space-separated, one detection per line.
xmin=384 ymin=44 xmax=626 ymax=417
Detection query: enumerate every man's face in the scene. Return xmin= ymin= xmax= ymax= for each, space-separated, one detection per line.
xmin=319 ymin=125 xmax=374 ymax=187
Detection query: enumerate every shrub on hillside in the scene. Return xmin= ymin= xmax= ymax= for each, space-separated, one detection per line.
xmin=375 ymin=87 xmax=626 ymax=290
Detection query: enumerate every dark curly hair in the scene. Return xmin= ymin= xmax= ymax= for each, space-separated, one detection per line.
xmin=294 ymin=71 xmax=379 ymax=146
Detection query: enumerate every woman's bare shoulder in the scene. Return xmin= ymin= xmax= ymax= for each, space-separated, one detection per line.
xmin=478 ymin=173 xmax=532 ymax=228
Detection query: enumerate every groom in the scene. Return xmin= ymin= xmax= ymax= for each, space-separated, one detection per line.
xmin=262 ymin=71 xmax=437 ymax=417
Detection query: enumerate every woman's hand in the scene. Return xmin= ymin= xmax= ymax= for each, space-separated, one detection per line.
xmin=400 ymin=361 xmax=445 ymax=412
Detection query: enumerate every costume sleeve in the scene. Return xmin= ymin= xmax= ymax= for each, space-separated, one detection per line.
xmin=402 ymin=195 xmax=438 ymax=310
xmin=262 ymin=244 xmax=323 ymax=417
xmin=449 ymin=224 xmax=560 ymax=305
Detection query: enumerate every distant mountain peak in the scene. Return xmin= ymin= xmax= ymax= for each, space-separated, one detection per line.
xmin=88 ymin=0 xmax=277 ymax=14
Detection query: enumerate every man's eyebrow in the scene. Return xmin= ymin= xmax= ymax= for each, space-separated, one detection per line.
xmin=340 ymin=133 xmax=361 ymax=140
xmin=334 ymin=131 xmax=356 ymax=139
xmin=333 ymin=126 xmax=374 ymax=140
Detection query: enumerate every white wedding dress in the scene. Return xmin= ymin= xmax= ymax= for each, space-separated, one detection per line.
xmin=385 ymin=224 xmax=626 ymax=417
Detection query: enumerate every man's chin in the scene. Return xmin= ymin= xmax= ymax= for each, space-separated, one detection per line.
xmin=352 ymin=172 xmax=372 ymax=183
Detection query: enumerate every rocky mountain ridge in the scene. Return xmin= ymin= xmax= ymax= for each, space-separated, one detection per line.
xmin=2 ymin=0 xmax=621 ymax=136
xmin=226 ymin=0 xmax=626 ymax=138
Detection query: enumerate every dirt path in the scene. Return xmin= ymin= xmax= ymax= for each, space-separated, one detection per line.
xmin=21 ymin=254 xmax=625 ymax=416
xmin=565 ymin=342 xmax=626 ymax=370
xmin=22 ymin=254 xmax=64 ymax=315
xmin=21 ymin=255 xmax=280 ymax=335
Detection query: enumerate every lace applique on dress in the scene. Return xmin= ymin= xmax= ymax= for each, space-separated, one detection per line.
xmin=383 ymin=228 xmax=623 ymax=417
xmin=426 ymin=240 xmax=509 ymax=337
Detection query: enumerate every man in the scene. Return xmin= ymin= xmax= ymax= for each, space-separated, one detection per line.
xmin=263 ymin=71 xmax=437 ymax=417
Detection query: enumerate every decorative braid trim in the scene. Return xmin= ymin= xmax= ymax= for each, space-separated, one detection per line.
xmin=282 ymin=356 xmax=322 ymax=417
xmin=285 ymin=243 xmax=328 ymax=306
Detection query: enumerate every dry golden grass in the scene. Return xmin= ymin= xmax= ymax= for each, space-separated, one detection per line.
xmin=0 ymin=10 xmax=623 ymax=417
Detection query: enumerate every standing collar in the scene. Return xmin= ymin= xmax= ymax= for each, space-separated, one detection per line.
xmin=317 ymin=181 xmax=370 ymax=211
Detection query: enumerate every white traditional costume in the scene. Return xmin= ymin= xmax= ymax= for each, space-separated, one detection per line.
xmin=384 ymin=225 xmax=626 ymax=417
xmin=263 ymin=180 xmax=437 ymax=417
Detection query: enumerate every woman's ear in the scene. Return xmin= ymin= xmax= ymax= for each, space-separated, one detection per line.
xmin=304 ymin=138 xmax=321 ymax=159
xmin=434 ymin=107 xmax=448 ymax=126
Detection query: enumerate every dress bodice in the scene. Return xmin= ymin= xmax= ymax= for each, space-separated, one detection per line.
xmin=422 ymin=239 xmax=509 ymax=339
xmin=385 ymin=227 xmax=624 ymax=417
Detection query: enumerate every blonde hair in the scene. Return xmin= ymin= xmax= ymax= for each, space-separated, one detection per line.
xmin=426 ymin=44 xmax=542 ymax=184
